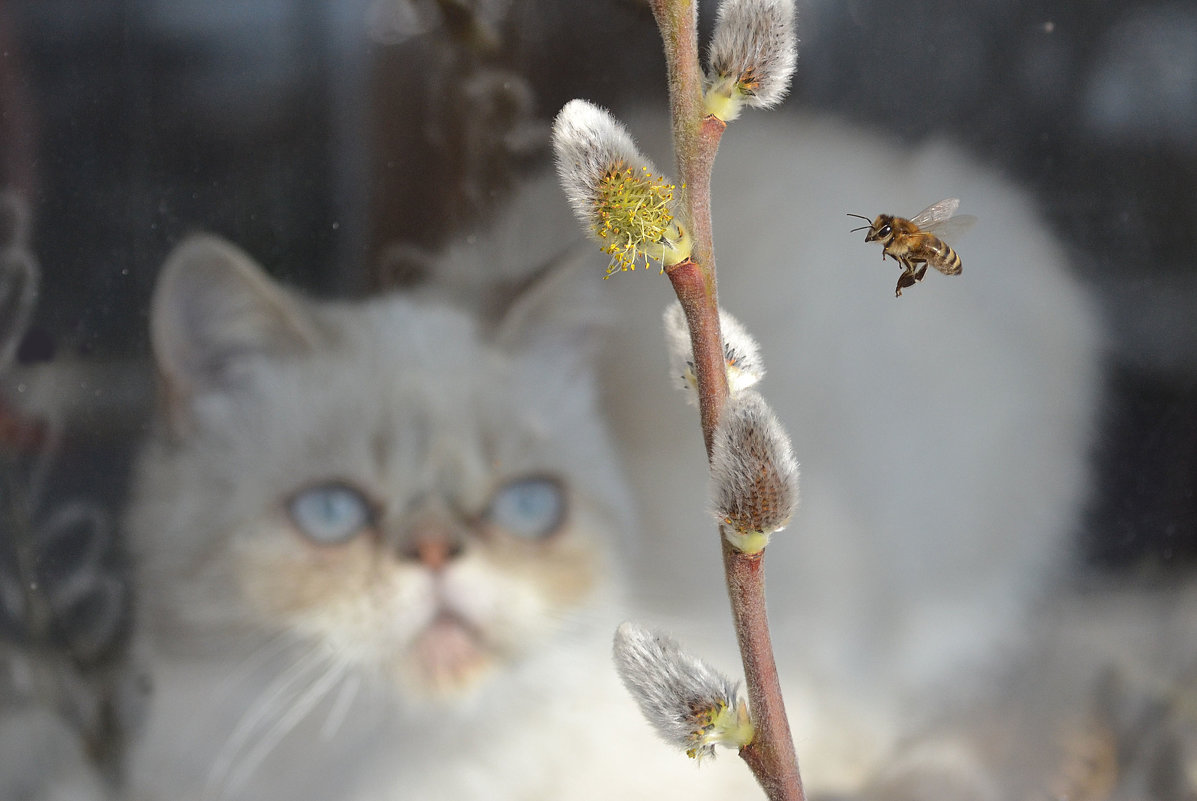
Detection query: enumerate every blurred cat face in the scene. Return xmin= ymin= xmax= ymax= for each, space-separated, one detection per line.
xmin=131 ymin=236 xmax=626 ymax=702
xmin=174 ymin=322 xmax=615 ymax=700
xmin=235 ymin=471 xmax=604 ymax=697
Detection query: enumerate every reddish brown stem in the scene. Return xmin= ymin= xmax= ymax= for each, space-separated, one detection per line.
xmin=669 ymin=256 xmax=804 ymax=801
xmin=648 ymin=0 xmax=703 ymax=177
xmin=681 ymin=116 xmax=727 ymax=278
xmin=724 ymin=538 xmax=805 ymax=801
xmin=648 ymin=0 xmax=727 ymax=279
xmin=665 ymin=258 xmax=727 ymax=456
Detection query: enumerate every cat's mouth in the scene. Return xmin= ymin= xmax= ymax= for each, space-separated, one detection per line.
xmin=407 ymin=610 xmax=494 ymax=695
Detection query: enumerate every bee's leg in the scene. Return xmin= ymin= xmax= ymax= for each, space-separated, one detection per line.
xmin=913 ymin=263 xmax=928 ymax=282
xmin=895 ymin=269 xmax=917 ymax=297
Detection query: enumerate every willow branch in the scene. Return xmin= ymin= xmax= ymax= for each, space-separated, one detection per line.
xmin=650 ymin=1 xmax=804 ymax=799
xmin=665 ymin=258 xmax=727 ymax=455
xmin=724 ymin=538 xmax=804 ymax=800
xmin=650 ymin=0 xmax=729 ymax=454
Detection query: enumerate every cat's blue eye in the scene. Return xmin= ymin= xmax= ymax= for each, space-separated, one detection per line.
xmin=487 ymin=477 xmax=565 ymax=540
xmin=288 ymin=483 xmax=372 ymax=545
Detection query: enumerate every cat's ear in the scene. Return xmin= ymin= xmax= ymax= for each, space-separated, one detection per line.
xmin=492 ymin=248 xmax=609 ymax=366
xmin=151 ymin=234 xmax=318 ymax=414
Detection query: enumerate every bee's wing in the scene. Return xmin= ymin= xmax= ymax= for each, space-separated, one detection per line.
xmin=921 ymin=214 xmax=976 ymax=242
xmin=908 ymin=198 xmax=960 ymax=229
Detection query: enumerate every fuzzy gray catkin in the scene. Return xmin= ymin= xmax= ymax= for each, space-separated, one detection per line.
xmin=708 ymin=389 xmax=800 ymax=550
xmin=551 ymin=100 xmax=659 ymax=236
xmin=707 ymin=0 xmax=797 ymax=111
xmin=612 ymin=622 xmax=750 ymax=760
xmin=663 ymin=302 xmax=764 ymax=403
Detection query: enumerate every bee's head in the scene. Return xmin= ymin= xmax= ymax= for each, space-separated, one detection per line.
xmin=847 ymin=213 xmax=892 ymax=243
xmin=868 ymin=214 xmax=894 ymax=243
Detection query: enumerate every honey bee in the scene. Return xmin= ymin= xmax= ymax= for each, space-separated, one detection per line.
xmin=848 ymin=198 xmax=973 ymax=297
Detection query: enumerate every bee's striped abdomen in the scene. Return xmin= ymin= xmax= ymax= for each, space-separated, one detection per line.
xmin=925 ymin=236 xmax=962 ymax=275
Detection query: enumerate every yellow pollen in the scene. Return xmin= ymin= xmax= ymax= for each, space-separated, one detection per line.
xmin=592 ymin=162 xmax=677 ymax=278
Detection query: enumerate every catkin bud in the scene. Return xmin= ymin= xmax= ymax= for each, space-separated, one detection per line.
xmin=709 ymin=389 xmax=800 ymax=554
xmin=613 ymin=621 xmax=753 ymax=761
xmin=551 ymin=100 xmax=691 ymax=277
xmin=663 ymin=302 xmax=765 ymax=404
xmin=705 ymin=0 xmax=797 ymax=121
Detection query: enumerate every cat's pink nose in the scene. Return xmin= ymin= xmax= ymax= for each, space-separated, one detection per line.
xmin=400 ymin=524 xmax=464 ymax=570
xmin=412 ymin=537 xmax=458 ymax=570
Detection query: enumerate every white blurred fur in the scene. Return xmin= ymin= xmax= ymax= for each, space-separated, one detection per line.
xmin=123 ymin=111 xmax=1100 ymax=800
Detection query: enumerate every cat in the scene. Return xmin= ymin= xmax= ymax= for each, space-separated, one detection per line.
xmin=122 ymin=233 xmax=766 ymax=800
xmin=121 ymin=111 xmax=1101 ymax=800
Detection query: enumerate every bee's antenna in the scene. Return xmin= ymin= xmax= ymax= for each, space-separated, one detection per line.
xmin=846 ymin=212 xmax=873 ymax=233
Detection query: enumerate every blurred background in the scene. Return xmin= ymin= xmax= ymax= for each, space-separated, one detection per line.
xmin=0 ymin=0 xmax=1195 ymax=787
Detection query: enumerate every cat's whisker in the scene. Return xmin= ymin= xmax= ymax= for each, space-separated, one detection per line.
xmin=203 ymin=645 xmax=330 ymax=801
xmin=220 ymin=655 xmax=349 ymax=801
xmin=320 ymin=668 xmax=362 ymax=743
xmin=212 ymin=630 xmax=298 ymax=701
